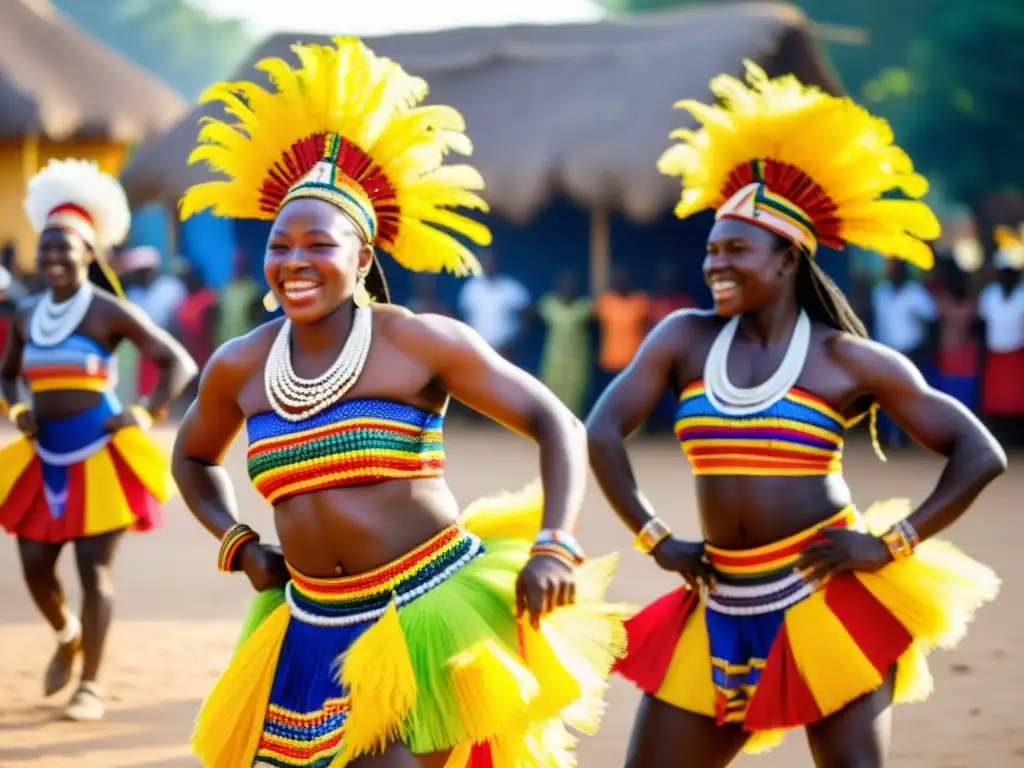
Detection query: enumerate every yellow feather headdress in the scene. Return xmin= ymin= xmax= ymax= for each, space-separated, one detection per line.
xmin=658 ymin=61 xmax=940 ymax=269
xmin=180 ymin=37 xmax=491 ymax=279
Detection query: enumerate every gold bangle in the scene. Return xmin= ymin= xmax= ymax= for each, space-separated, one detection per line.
xmin=130 ymin=405 xmax=154 ymax=431
xmin=7 ymin=402 xmax=28 ymax=425
xmin=881 ymin=522 xmax=916 ymax=561
xmin=634 ymin=517 xmax=672 ymax=554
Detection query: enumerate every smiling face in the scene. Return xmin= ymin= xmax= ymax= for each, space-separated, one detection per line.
xmin=36 ymin=227 xmax=90 ymax=294
xmin=703 ymin=218 xmax=798 ymax=317
xmin=264 ymin=197 xmax=374 ymax=323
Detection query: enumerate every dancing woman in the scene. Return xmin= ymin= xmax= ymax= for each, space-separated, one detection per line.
xmin=172 ymin=37 xmax=627 ymax=768
xmin=0 ymin=160 xmax=196 ymax=721
xmin=586 ymin=63 xmax=1004 ymax=768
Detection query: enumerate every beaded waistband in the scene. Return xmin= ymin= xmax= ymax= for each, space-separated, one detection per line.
xmin=703 ymin=506 xmax=857 ymax=616
xmin=285 ymin=525 xmax=483 ymax=627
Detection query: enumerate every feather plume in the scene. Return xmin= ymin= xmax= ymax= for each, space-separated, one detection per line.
xmin=659 ymin=61 xmax=940 ymax=268
xmin=25 ymin=159 xmax=131 ymax=248
xmin=181 ymin=37 xmax=489 ymax=276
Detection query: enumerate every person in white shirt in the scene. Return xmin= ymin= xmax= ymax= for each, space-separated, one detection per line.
xmin=978 ymin=245 xmax=1024 ymax=445
xmin=871 ymin=259 xmax=938 ymax=446
xmin=457 ymin=250 xmax=530 ymax=360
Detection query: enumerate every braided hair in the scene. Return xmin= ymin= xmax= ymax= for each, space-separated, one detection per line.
xmin=775 ymin=234 xmax=884 ymax=459
xmin=777 ymin=233 xmax=868 ymax=339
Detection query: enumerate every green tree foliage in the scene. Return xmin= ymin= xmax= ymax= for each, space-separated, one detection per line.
xmin=52 ymin=0 xmax=252 ymax=101
xmin=866 ymin=1 xmax=1024 ymax=211
xmin=599 ymin=0 xmax=1023 ymax=217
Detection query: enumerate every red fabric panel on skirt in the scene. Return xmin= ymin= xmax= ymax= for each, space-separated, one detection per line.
xmin=0 ymin=459 xmax=43 ymax=536
xmin=613 ymin=587 xmax=699 ymax=693
xmin=467 ymin=743 xmax=495 ymax=767
xmin=824 ymin=573 xmax=913 ymax=675
xmin=745 ymin=623 xmax=822 ymax=730
xmin=110 ymin=445 xmax=163 ymax=532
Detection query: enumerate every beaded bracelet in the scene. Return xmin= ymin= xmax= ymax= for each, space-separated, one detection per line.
xmin=530 ymin=528 xmax=585 ymax=567
xmin=881 ymin=519 xmax=919 ymax=561
xmin=634 ymin=517 xmax=672 ymax=555
xmin=7 ymin=402 xmax=28 ymax=426
xmin=218 ymin=523 xmax=260 ymax=573
xmin=130 ymin=405 xmax=154 ymax=431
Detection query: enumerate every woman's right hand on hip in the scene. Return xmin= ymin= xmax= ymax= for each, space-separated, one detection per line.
xmin=652 ymin=537 xmax=715 ymax=590
xmin=14 ymin=409 xmax=37 ymax=439
xmin=240 ymin=541 xmax=289 ymax=592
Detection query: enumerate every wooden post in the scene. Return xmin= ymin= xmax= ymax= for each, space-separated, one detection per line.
xmin=17 ymin=133 xmax=40 ymax=273
xmin=589 ymin=206 xmax=610 ymax=296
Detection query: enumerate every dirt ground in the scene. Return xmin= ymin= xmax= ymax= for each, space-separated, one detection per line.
xmin=0 ymin=421 xmax=1021 ymax=767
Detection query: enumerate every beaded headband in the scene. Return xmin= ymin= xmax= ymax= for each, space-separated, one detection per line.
xmin=44 ymin=203 xmax=99 ymax=247
xmin=659 ymin=61 xmax=940 ymax=269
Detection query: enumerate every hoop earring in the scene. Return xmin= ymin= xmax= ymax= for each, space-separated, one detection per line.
xmin=353 ymin=270 xmax=371 ymax=308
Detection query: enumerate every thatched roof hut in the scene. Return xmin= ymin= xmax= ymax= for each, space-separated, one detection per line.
xmin=121 ymin=2 xmax=841 ymax=223
xmin=0 ymin=0 xmax=186 ymax=266
xmin=0 ymin=0 xmax=185 ymax=141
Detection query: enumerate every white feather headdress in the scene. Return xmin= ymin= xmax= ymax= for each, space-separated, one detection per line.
xmin=24 ymin=159 xmax=131 ymax=249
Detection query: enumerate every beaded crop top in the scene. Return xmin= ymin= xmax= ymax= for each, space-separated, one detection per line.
xmin=675 ymin=379 xmax=865 ymax=476
xmin=22 ymin=334 xmax=116 ymax=394
xmin=246 ymin=398 xmax=446 ymax=504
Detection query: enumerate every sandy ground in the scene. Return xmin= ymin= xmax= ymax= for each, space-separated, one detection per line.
xmin=0 ymin=422 xmax=1021 ymax=767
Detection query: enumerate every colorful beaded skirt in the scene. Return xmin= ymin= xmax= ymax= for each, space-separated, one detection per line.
xmin=192 ymin=484 xmax=631 ymax=768
xmin=614 ymin=500 xmax=1000 ymax=754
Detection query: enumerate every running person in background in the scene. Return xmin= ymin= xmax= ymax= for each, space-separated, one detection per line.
xmin=587 ymin=63 xmax=1003 ymax=767
xmin=0 ymin=160 xmax=196 ymax=721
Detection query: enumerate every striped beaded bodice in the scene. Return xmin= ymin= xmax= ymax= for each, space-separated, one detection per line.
xmin=246 ymin=398 xmax=445 ymax=504
xmin=675 ymin=379 xmax=860 ymax=476
xmin=22 ymin=334 xmax=116 ymax=394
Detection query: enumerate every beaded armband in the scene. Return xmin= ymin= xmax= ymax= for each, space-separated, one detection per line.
xmin=881 ymin=519 xmax=919 ymax=562
xmin=218 ymin=523 xmax=260 ymax=573
xmin=530 ymin=528 xmax=585 ymax=567
xmin=635 ymin=517 xmax=671 ymax=554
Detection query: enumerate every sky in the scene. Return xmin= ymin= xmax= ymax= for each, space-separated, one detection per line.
xmin=195 ymin=0 xmax=606 ymax=38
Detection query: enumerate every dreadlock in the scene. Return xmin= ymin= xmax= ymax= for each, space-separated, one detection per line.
xmin=796 ymin=253 xmax=869 ymax=339
xmin=776 ymin=234 xmax=884 ymax=459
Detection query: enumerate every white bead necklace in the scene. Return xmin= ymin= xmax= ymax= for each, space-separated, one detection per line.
xmin=264 ymin=305 xmax=373 ymax=422
xmin=30 ymin=283 xmax=94 ymax=347
xmin=702 ymin=309 xmax=811 ymax=416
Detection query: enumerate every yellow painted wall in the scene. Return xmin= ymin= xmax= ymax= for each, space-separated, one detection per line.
xmin=0 ymin=138 xmax=127 ymax=272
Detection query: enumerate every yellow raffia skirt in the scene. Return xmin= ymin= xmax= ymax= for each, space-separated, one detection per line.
xmin=0 ymin=401 xmax=172 ymax=542
xmin=615 ymin=500 xmax=1000 ymax=753
xmin=192 ymin=483 xmax=632 ymax=767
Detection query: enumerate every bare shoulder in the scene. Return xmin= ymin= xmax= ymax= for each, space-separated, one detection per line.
xmin=826 ymin=331 xmax=920 ymax=387
xmin=92 ymin=289 xmax=141 ymax=321
xmin=375 ymin=303 xmax=473 ymax=351
xmin=204 ymin=319 xmax=282 ymax=385
xmin=647 ymin=307 xmax=720 ymax=352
